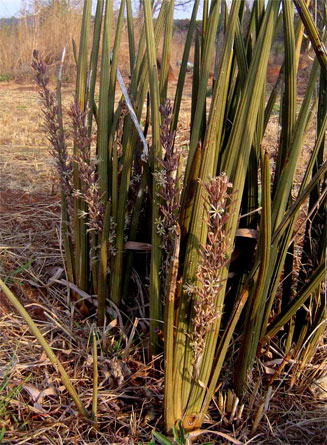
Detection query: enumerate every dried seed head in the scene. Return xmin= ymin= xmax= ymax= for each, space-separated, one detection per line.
xmin=156 ymin=99 xmax=183 ymax=294
xmin=190 ymin=173 xmax=234 ymax=371
xmin=32 ymin=51 xmax=74 ymax=229
xmin=69 ymin=101 xmax=105 ymax=235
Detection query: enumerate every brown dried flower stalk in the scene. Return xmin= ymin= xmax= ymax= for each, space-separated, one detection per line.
xmin=69 ymin=102 xmax=105 ymax=235
xmin=31 ymin=50 xmax=73 ymax=222
xmin=188 ymin=173 xmax=233 ymax=370
xmin=155 ymin=99 xmax=182 ymax=287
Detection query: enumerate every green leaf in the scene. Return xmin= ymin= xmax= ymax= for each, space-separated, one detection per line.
xmin=0 ymin=426 xmax=6 ymax=443
xmin=143 ymin=0 xmax=163 ymax=355
xmin=153 ymin=431 xmax=173 ymax=445
xmin=178 ymin=420 xmax=185 ymax=443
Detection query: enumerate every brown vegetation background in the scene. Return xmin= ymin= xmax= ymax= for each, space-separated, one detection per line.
xmin=0 ymin=3 xmax=193 ymax=82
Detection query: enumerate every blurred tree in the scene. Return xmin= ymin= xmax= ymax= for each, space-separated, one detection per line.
xmin=28 ymin=0 xmax=83 ymax=13
xmin=134 ymin=0 xmax=198 ymax=19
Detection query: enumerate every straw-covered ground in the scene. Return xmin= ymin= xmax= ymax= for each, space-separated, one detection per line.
xmin=1 ymin=80 xmax=327 ymax=444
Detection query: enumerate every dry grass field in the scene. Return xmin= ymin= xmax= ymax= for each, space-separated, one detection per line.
xmin=0 ymin=80 xmax=185 ymax=444
xmin=1 ymin=71 xmax=327 ymax=444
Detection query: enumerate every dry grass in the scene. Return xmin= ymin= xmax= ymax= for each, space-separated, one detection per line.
xmin=0 ymin=81 xmax=182 ymax=444
xmin=0 ymin=6 xmax=81 ymax=81
xmin=0 ymin=305 xmax=165 ymax=444
xmin=0 ymin=5 xmax=191 ymax=83
xmin=0 ymin=171 xmax=164 ymax=443
xmin=1 ymin=79 xmax=327 ymax=443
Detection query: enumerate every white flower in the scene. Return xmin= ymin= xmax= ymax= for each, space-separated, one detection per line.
xmin=154 ymin=169 xmax=167 ymax=188
xmin=208 ymin=203 xmax=225 ymax=219
xmin=156 ymin=225 xmax=166 ymax=237
xmin=183 ymin=282 xmax=197 ymax=296
xmin=78 ymin=209 xmax=88 ymax=219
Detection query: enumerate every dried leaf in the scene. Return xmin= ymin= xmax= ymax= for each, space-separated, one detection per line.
xmin=309 ymin=376 xmax=327 ymax=400
xmin=23 ymin=383 xmax=43 ymax=402
xmin=265 ymin=358 xmax=284 ymax=366
xmin=124 ymin=241 xmax=152 ymax=251
xmin=23 ymin=383 xmax=57 ymax=404
xmin=39 ymin=351 xmax=48 ymax=363
xmin=263 ymin=366 xmax=275 ymax=375
xmin=235 ymin=228 xmax=258 ymax=239
xmin=189 ymin=429 xmax=243 ymax=444
xmin=85 ymin=355 xmax=93 ymax=366
xmin=109 ymin=318 xmax=117 ymax=328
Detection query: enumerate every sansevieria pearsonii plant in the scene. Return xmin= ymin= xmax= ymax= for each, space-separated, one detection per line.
xmin=28 ymin=0 xmax=327 ymax=434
